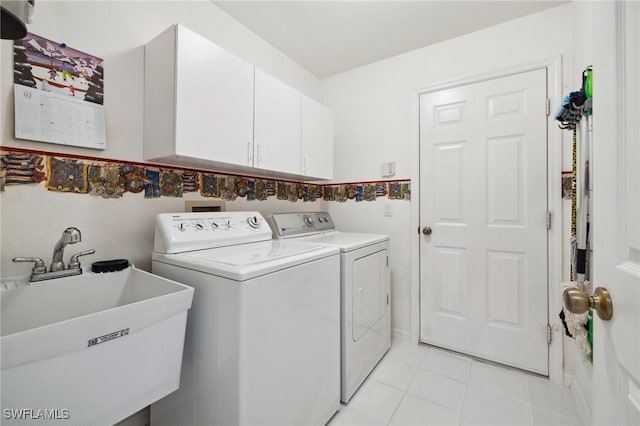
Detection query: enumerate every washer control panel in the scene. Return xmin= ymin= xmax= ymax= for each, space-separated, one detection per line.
xmin=154 ymin=211 xmax=272 ymax=254
xmin=268 ymin=212 xmax=335 ymax=238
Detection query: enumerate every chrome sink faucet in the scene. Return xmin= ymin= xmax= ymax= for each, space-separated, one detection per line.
xmin=13 ymin=227 xmax=95 ymax=282
xmin=50 ymin=227 xmax=81 ymax=271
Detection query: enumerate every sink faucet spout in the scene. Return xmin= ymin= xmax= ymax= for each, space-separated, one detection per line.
xmin=51 ymin=227 xmax=81 ymax=271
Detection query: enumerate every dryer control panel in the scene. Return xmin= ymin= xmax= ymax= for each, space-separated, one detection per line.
xmin=269 ymin=212 xmax=335 ymax=238
xmin=154 ymin=212 xmax=272 ymax=254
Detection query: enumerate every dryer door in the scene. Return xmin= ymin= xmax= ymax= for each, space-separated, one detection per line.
xmin=352 ymin=249 xmax=389 ymax=341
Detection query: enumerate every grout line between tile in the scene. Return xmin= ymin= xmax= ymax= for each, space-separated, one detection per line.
xmin=525 ymin=373 xmax=535 ymax=426
xmin=419 ymin=356 xmax=471 ymax=386
xmin=458 ymin=382 xmax=471 ymax=426
xmin=385 ymin=392 xmax=407 ymax=425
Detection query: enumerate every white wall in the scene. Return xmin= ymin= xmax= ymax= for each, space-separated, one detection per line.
xmin=322 ymin=4 xmax=574 ymax=341
xmin=0 ymin=1 xmax=326 ymax=277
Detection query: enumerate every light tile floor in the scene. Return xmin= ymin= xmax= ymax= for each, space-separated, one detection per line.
xmin=329 ymin=341 xmax=583 ymax=426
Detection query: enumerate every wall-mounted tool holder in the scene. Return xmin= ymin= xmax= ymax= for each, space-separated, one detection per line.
xmin=557 ymin=66 xmax=594 ymax=360
xmin=554 ymin=66 xmax=593 ymax=130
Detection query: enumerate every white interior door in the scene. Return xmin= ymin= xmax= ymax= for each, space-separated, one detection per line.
xmin=591 ymin=2 xmax=640 ymax=424
xmin=419 ymin=69 xmax=549 ymax=374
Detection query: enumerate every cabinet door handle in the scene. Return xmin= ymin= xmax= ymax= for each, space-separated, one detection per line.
xmin=257 ymin=144 xmax=263 ymax=166
xmin=247 ymin=142 xmax=253 ymax=166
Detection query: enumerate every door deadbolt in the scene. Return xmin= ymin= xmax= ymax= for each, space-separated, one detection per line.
xmin=563 ymin=287 xmax=613 ymax=321
xmin=422 ymin=227 xmax=432 ymax=236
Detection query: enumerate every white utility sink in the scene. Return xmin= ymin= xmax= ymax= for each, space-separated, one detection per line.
xmin=1 ymin=266 xmax=194 ymax=426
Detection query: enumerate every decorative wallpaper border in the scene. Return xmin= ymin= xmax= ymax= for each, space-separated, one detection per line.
xmin=0 ymin=147 xmax=410 ymax=203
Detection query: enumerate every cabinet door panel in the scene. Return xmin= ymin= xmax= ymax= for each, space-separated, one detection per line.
xmin=254 ymin=69 xmax=301 ymax=175
xmin=174 ymin=25 xmax=254 ymax=166
xmin=301 ymin=95 xmax=333 ymax=179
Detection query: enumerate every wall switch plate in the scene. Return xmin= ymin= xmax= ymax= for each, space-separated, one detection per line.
xmin=384 ymin=204 xmax=393 ymax=217
xmin=381 ymin=161 xmax=395 ymax=177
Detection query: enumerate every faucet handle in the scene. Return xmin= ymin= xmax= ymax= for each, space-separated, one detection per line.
xmin=68 ymin=249 xmax=96 ymax=270
xmin=13 ymin=257 xmax=47 ymax=274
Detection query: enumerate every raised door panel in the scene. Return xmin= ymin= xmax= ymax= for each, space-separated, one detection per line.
xmin=487 ymin=135 xmax=525 ymax=226
xmin=486 ymin=250 xmax=526 ymax=328
xmin=174 ymin=24 xmax=254 ymax=166
xmin=301 ymin=95 xmax=333 ymax=179
xmin=434 ymin=142 xmax=465 ymax=223
xmin=435 ymin=247 xmax=465 ymax=317
xmin=254 ymin=69 xmax=301 ymax=175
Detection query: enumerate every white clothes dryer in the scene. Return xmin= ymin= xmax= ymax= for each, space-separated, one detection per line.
xmin=268 ymin=212 xmax=391 ymax=403
xmin=150 ymin=212 xmax=340 ymax=426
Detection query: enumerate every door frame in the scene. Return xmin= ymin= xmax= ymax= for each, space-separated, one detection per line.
xmin=409 ymin=56 xmax=564 ymax=383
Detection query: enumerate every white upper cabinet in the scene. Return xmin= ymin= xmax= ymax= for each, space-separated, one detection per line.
xmin=144 ymin=24 xmax=333 ymax=180
xmin=301 ymin=95 xmax=334 ymax=179
xmin=253 ymin=69 xmax=302 ymax=176
xmin=174 ymin=26 xmax=255 ymax=166
xmin=144 ymin=24 xmax=254 ymax=168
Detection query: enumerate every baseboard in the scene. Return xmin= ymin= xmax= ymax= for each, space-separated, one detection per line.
xmin=391 ymin=328 xmax=412 ymax=343
xmin=563 ymin=372 xmax=573 ymax=387
xmin=113 ymin=406 xmax=150 ymax=426
xmin=571 ymin=373 xmax=592 ymax=426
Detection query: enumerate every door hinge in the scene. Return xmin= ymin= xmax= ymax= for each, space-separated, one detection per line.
xmin=546 ymin=211 xmax=552 ymax=230
xmin=547 ymin=324 xmax=552 ymax=344
xmin=386 ymin=256 xmax=389 ymax=267
xmin=546 ymin=98 xmax=551 ymax=116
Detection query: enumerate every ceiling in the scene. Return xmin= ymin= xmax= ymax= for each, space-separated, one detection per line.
xmin=213 ymin=1 xmax=569 ymax=79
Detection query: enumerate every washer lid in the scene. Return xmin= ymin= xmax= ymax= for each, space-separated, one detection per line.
xmin=152 ymin=240 xmax=339 ymax=281
xmin=301 ymin=231 xmax=389 ymax=252
xmin=204 ymin=241 xmax=321 ymax=266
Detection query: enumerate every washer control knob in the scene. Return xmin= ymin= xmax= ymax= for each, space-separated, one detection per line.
xmin=211 ymin=222 xmax=219 ymax=230
xmin=303 ymin=215 xmax=315 ymax=227
xmin=195 ymin=223 xmax=204 ymax=230
xmin=178 ymin=222 xmax=186 ymax=232
xmin=247 ymin=216 xmax=261 ymax=229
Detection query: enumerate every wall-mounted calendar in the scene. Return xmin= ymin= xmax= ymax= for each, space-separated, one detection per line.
xmin=13 ymin=32 xmax=106 ymax=150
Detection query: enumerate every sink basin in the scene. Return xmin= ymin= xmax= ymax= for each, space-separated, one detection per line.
xmin=1 ymin=266 xmax=194 ymax=426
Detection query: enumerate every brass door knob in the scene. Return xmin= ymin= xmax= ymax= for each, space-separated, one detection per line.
xmin=563 ymin=287 xmax=613 ymax=321
xmin=422 ymin=227 xmax=432 ymax=236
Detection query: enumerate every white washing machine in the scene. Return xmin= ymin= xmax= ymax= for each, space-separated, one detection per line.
xmin=269 ymin=212 xmax=391 ymax=403
xmin=150 ymin=212 xmax=340 ymax=426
